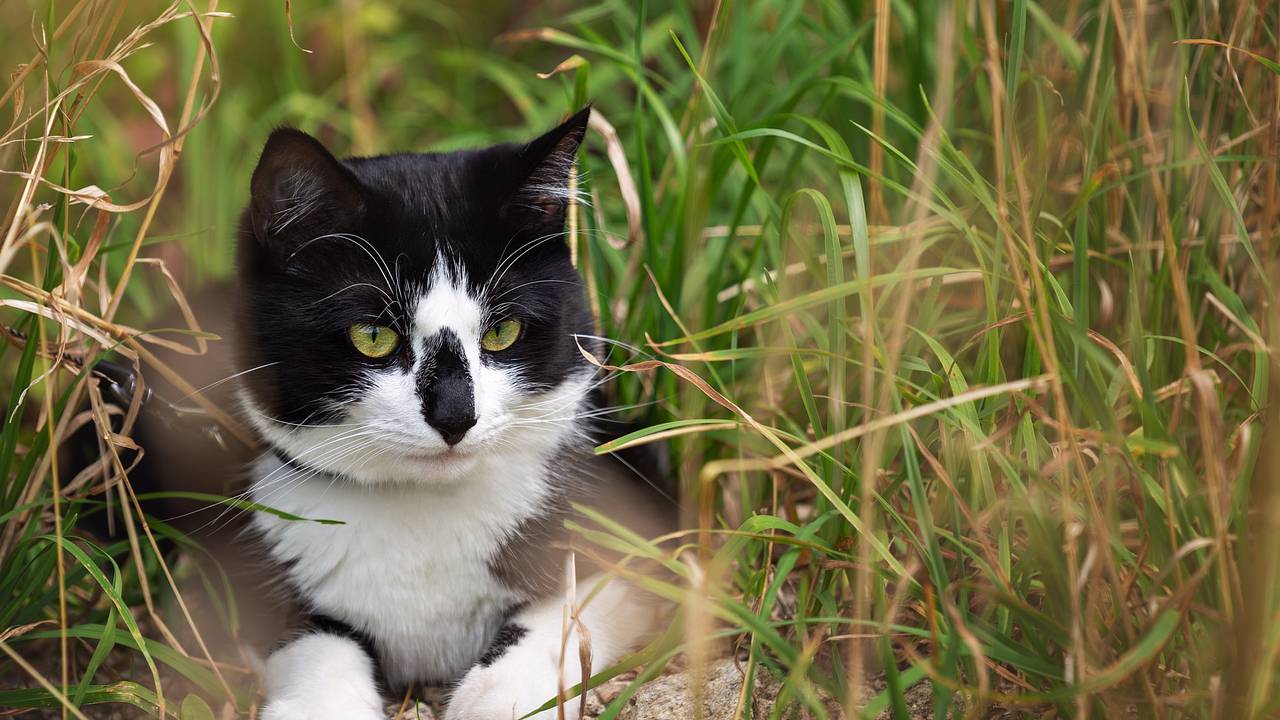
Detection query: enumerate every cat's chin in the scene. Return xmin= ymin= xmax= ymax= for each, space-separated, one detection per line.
xmin=393 ymin=447 xmax=482 ymax=483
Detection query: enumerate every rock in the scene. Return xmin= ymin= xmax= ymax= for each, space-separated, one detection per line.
xmin=605 ymin=660 xmax=950 ymax=720
xmin=385 ymin=662 xmax=946 ymax=720
xmin=616 ymin=660 xmax=780 ymax=720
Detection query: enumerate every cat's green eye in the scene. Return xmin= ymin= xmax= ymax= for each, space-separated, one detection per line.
xmin=481 ymin=319 xmax=522 ymax=352
xmin=349 ymin=323 xmax=399 ymax=358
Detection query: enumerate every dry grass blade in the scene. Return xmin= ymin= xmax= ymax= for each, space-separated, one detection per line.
xmin=588 ymin=110 xmax=644 ymax=249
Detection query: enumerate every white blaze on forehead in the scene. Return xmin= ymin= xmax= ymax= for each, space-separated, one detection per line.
xmin=412 ymin=266 xmax=483 ymax=358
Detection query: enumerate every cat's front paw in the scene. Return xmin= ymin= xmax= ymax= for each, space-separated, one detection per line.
xmin=445 ymin=645 xmax=582 ymax=720
xmin=260 ymin=697 xmax=386 ymax=720
xmin=261 ymin=633 xmax=386 ymax=720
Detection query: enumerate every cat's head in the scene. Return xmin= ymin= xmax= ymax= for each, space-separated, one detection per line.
xmin=234 ymin=108 xmax=597 ymax=484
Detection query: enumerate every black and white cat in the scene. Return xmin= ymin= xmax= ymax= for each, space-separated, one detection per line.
xmin=231 ymin=108 xmax=672 ymax=719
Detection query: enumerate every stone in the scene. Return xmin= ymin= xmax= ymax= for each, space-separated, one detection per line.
xmin=615 ymin=659 xmax=781 ymax=720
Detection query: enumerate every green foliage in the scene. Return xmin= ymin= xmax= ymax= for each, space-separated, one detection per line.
xmin=2 ymin=0 xmax=1278 ymax=717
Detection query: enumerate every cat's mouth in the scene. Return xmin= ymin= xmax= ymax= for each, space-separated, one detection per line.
xmin=401 ymin=444 xmax=476 ymax=465
xmin=395 ymin=445 xmax=484 ymax=482
xmin=378 ymin=428 xmax=482 ymax=463
xmin=405 ymin=447 xmax=461 ymax=459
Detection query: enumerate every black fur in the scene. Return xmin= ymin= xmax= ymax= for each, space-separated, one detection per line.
xmin=476 ymin=623 xmax=529 ymax=667
xmin=418 ymin=328 xmax=475 ymax=445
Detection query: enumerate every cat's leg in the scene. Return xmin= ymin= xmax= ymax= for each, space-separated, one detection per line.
xmin=260 ymin=633 xmax=385 ymax=720
xmin=446 ymin=576 xmax=657 ymax=720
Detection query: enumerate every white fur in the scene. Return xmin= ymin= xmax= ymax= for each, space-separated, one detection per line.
xmin=260 ymin=634 xmax=383 ymax=720
xmin=412 ymin=264 xmax=483 ymax=344
xmin=250 ymin=450 xmax=542 ymax=685
xmin=446 ymin=575 xmax=658 ymax=720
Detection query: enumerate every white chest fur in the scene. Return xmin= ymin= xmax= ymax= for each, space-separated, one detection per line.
xmin=249 ymin=451 xmax=552 ymax=686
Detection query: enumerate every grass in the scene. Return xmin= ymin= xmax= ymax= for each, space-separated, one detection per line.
xmin=1 ymin=0 xmax=1278 ymax=717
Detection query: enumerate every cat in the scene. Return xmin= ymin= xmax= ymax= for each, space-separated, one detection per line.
xmin=231 ymin=108 xmax=674 ymax=719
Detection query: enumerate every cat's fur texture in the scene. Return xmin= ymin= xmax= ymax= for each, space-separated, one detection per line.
xmin=234 ymin=108 xmax=671 ymax=719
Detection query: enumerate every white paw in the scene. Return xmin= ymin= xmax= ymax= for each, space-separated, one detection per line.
xmin=261 ymin=634 xmax=385 ymax=720
xmin=260 ymin=696 xmax=385 ymax=720
xmin=445 ymin=644 xmax=584 ymax=720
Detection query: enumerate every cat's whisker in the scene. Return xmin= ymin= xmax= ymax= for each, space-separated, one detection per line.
xmin=507 ymin=392 xmax=654 ymax=428
xmin=486 ymin=301 xmax=534 ymax=319
xmin=247 ymin=406 xmax=365 ymax=429
xmin=312 ymin=443 xmax=383 ymax=503
xmin=488 ymin=278 xmax=584 ymax=304
xmin=336 ymin=233 xmax=399 ymax=298
xmin=163 ymin=427 xmax=371 ymax=526
xmin=257 ymin=428 xmax=382 ymax=482
xmin=177 ymin=420 xmax=373 ymax=527
xmin=486 ymin=232 xmax=560 ymax=295
xmin=238 ymin=430 xmax=382 ymax=502
xmin=508 ymin=370 xmax=618 ymax=410
xmin=485 ymin=226 xmax=609 ymax=290
xmin=164 ymin=361 xmax=280 ymax=411
xmin=313 ymin=436 xmax=386 ymax=487
xmin=311 ymin=281 xmax=395 ymax=307
xmin=239 ymin=435 xmax=384 ymax=525
xmin=484 ymin=231 xmax=569 ymax=297
xmin=186 ymin=428 xmax=383 ymax=530
xmin=289 ymin=232 xmax=401 ymax=309
xmin=393 ymin=252 xmax=411 ymax=315
xmin=484 ymin=225 xmax=603 ymax=298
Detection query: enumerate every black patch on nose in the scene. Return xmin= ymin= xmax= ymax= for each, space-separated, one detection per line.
xmin=417 ymin=329 xmax=477 ymax=445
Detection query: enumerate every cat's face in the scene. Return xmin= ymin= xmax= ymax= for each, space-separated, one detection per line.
xmin=234 ymin=110 xmax=596 ymax=484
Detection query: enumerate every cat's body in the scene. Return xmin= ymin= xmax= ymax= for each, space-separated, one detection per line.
xmin=246 ymin=398 xmax=670 ymax=690
xmin=224 ymin=108 xmax=673 ymax=719
xmin=251 ymin=451 xmax=535 ymax=686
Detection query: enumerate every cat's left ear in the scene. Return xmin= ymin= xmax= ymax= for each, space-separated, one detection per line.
xmin=248 ymin=128 xmax=366 ymax=252
xmin=504 ymin=106 xmax=591 ymax=222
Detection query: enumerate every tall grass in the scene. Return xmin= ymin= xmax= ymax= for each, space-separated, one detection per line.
xmin=1 ymin=1 xmax=1278 ymax=718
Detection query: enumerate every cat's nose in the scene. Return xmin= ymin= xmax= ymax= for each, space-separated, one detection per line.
xmin=429 ymin=413 xmax=477 ymax=446
xmin=423 ymin=376 xmax=477 ymax=446
xmin=417 ymin=329 xmax=478 ymax=446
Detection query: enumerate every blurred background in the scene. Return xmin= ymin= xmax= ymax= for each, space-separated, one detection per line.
xmin=2 ymin=1 xmax=1279 ymax=718
xmin=4 ymin=0 xmax=661 ymax=309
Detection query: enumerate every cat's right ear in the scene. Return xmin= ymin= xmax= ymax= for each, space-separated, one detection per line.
xmin=249 ymin=128 xmax=365 ymax=250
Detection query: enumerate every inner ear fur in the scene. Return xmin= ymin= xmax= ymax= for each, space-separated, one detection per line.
xmin=504 ymin=106 xmax=591 ymax=221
